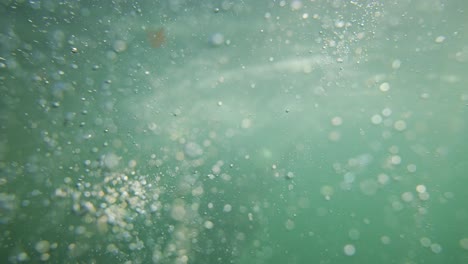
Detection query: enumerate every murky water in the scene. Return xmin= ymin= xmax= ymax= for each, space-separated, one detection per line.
xmin=1 ymin=1 xmax=468 ymax=263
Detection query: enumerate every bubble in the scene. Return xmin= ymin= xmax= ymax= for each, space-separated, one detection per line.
xmin=379 ymin=82 xmax=390 ymax=92
xmin=285 ymin=219 xmax=295 ymax=230
xmin=381 ymin=236 xmax=391 ymax=245
xmin=184 ymin=142 xmax=203 ymax=158
xmin=291 ymin=0 xmax=303 ymax=10
xmin=320 ymin=185 xmax=334 ymax=200
xmin=328 ymin=131 xmax=341 ymax=142
xmin=419 ymin=192 xmax=430 ymax=201
xmin=223 ymin=204 xmax=232 ymax=212
xmin=382 ymin=108 xmax=392 ymax=117
xmin=391 ymin=201 xmax=403 ymax=211
xmin=17 ymin=252 xmax=29 ymax=261
xmin=401 ymin=192 xmax=414 ymax=202
xmin=209 ymin=33 xmax=225 ymax=46
xmin=101 ymin=153 xmax=120 ymax=169
xmin=407 ymin=164 xmax=417 ymax=173
xmin=416 ymin=185 xmax=426 ymax=193
xmin=343 ymin=172 xmax=355 ymax=183
xmin=348 ymin=229 xmax=360 ymax=240
xmin=331 ymin=116 xmax=343 ymax=126
xmin=171 ymin=204 xmax=186 ymax=221
xmin=371 ymin=114 xmax=382 ymax=125
xmin=335 ymin=20 xmax=345 ymax=28
xmin=420 ymin=237 xmax=431 ymax=247
xmin=390 ymin=155 xmax=401 ymax=165
xmin=35 ymin=240 xmax=50 ymax=254
xmin=430 ymin=243 xmax=442 ymax=254
xmin=241 ymin=118 xmax=252 ymax=129
xmin=394 ymin=120 xmax=407 ymax=131
xmin=391 ymin=59 xmax=401 ymax=69
xmin=377 ymin=173 xmax=390 ymax=185
xmin=343 ymin=244 xmax=356 ymax=256
xmin=360 ymin=179 xmax=378 ymax=196
xmin=113 ymin=40 xmax=127 ymax=53
xmin=460 ymin=238 xmax=468 ymax=250
xmin=204 ymin=220 xmax=214 ymax=229
xmin=435 ymin=36 xmax=446 ymax=43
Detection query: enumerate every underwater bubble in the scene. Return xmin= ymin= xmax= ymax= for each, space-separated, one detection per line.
xmin=184 ymin=142 xmax=203 ymax=158
xmin=35 ymin=240 xmax=50 ymax=254
xmin=381 ymin=236 xmax=391 ymax=245
xmin=371 ymin=114 xmax=382 ymax=125
xmin=209 ymin=33 xmax=225 ymax=46
xmin=391 ymin=59 xmax=401 ymax=69
xmin=360 ymin=179 xmax=378 ymax=196
xmin=416 ymin=185 xmax=426 ymax=193
xmin=379 ymin=82 xmax=390 ymax=92
xmin=343 ymin=244 xmax=356 ymax=256
xmin=420 ymin=237 xmax=431 ymax=247
xmin=460 ymin=238 xmax=468 ymax=250
xmin=394 ymin=120 xmax=407 ymax=131
xmin=204 ymin=220 xmax=214 ymax=229
xmin=430 ymin=243 xmax=442 ymax=254
xmin=285 ymin=219 xmax=295 ymax=230
xmin=348 ymin=229 xmax=360 ymax=240
xmin=435 ymin=36 xmax=446 ymax=43
xmin=223 ymin=204 xmax=232 ymax=212
xmin=113 ymin=40 xmax=127 ymax=53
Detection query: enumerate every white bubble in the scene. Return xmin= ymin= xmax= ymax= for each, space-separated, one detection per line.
xmin=392 ymin=59 xmax=401 ymax=69
xmin=17 ymin=252 xmax=29 ymax=261
xmin=285 ymin=219 xmax=295 ymax=230
xmin=35 ymin=240 xmax=50 ymax=254
xmin=331 ymin=116 xmax=343 ymax=126
xmin=101 ymin=153 xmax=120 ymax=169
xmin=382 ymin=108 xmax=392 ymax=117
xmin=394 ymin=120 xmax=407 ymax=131
xmin=291 ymin=0 xmax=303 ymax=10
xmin=348 ymin=229 xmax=360 ymax=240
xmin=204 ymin=220 xmax=214 ymax=229
xmin=241 ymin=118 xmax=252 ymax=129
xmin=328 ymin=131 xmax=341 ymax=142
xmin=360 ymin=179 xmax=378 ymax=196
xmin=419 ymin=192 xmax=430 ymax=201
xmin=320 ymin=185 xmax=334 ymax=200
xmin=420 ymin=237 xmax=431 ymax=247
xmin=371 ymin=114 xmax=382 ymax=125
xmin=343 ymin=244 xmax=356 ymax=256
xmin=435 ymin=36 xmax=446 ymax=43
xmin=113 ymin=40 xmax=127 ymax=53
xmin=343 ymin=172 xmax=355 ymax=183
xmin=460 ymin=238 xmax=468 ymax=250
xmin=379 ymin=82 xmax=390 ymax=92
xmin=184 ymin=142 xmax=203 ymax=158
xmin=416 ymin=185 xmax=426 ymax=193
xmin=377 ymin=173 xmax=390 ymax=185
xmin=209 ymin=33 xmax=224 ymax=46
xmin=390 ymin=155 xmax=401 ymax=165
xmin=381 ymin=236 xmax=391 ymax=245
xmin=392 ymin=201 xmax=403 ymax=211
xmin=171 ymin=204 xmax=186 ymax=221
xmin=407 ymin=164 xmax=417 ymax=173
xmin=223 ymin=204 xmax=232 ymax=212
xmin=430 ymin=243 xmax=442 ymax=254
xmin=401 ymin=192 xmax=414 ymax=202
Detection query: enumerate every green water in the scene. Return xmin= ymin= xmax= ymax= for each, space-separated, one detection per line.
xmin=1 ymin=0 xmax=468 ymax=263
